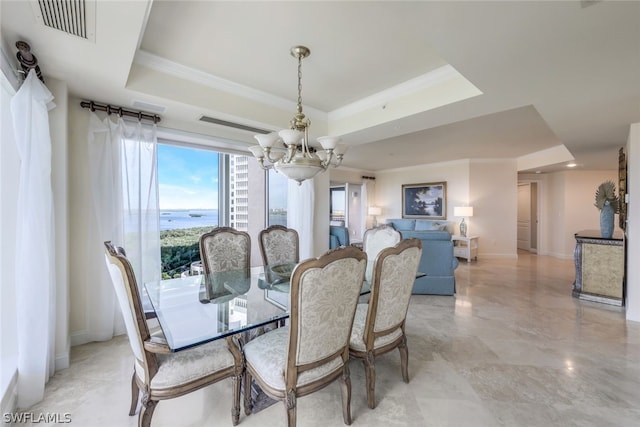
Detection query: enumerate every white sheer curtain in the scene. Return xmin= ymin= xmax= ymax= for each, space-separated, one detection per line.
xmin=10 ymin=69 xmax=56 ymax=408
xmin=360 ymin=180 xmax=369 ymax=237
xmin=86 ymin=112 xmax=160 ymax=341
xmin=287 ymin=179 xmax=315 ymax=259
xmin=361 ymin=179 xmax=375 ymax=233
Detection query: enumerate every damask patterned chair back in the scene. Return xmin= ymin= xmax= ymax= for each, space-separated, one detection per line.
xmin=242 ymin=245 xmax=367 ymax=426
xmin=349 ymin=238 xmax=422 ymax=409
xmin=199 ymin=227 xmax=251 ymax=274
xmin=288 ymin=245 xmax=366 ymax=379
xmin=363 ymin=224 xmax=402 ymax=282
xmin=259 ymin=225 xmax=299 ymax=266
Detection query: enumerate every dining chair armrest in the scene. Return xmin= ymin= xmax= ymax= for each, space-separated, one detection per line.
xmin=144 ymin=337 xmax=171 ymax=354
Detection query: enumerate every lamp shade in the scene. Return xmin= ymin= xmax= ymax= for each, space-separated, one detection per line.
xmin=368 ymin=206 xmax=382 ymax=216
xmin=454 ymin=206 xmax=474 ymax=217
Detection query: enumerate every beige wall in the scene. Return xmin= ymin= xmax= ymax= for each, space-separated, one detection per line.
xmin=375 ymin=160 xmax=470 ymax=221
xmin=520 ymin=170 xmax=618 ymax=259
xmin=373 ymin=159 xmax=519 ymax=259
xmin=626 ymin=123 xmax=640 ymax=322
xmin=469 ymin=160 xmax=518 ymax=258
xmin=68 ymin=99 xmax=92 ymax=342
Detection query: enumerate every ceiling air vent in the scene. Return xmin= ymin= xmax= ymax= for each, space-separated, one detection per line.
xmin=199 ymin=115 xmax=271 ymax=134
xmin=31 ymin=0 xmax=96 ymax=41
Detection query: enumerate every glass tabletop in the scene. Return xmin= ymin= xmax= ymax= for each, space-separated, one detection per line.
xmin=145 ymin=266 xmax=290 ymax=351
xmin=144 ymin=264 xmax=420 ymax=352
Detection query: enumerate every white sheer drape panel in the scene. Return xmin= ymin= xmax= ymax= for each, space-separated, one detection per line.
xmin=87 ymin=113 xmax=124 ymax=340
xmin=118 ymin=118 xmax=161 ymax=289
xmin=360 ymin=181 xmax=369 ymax=237
xmin=87 ymin=114 xmax=160 ymax=342
xmin=10 ymin=69 xmax=56 ymax=408
xmin=362 ymin=179 xmax=375 ymax=231
xmin=287 ymin=179 xmax=315 ymax=259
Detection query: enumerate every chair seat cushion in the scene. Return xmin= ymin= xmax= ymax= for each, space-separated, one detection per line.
xmin=151 ymin=339 xmax=235 ymax=391
xmin=349 ymin=304 xmax=403 ymax=352
xmin=244 ymin=327 xmax=343 ymax=392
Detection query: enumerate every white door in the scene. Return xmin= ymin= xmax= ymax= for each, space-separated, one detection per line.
xmin=517 ymin=183 xmax=531 ymax=250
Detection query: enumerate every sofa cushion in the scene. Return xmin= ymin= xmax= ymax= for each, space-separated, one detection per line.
xmin=387 ymin=219 xmax=415 ymax=231
xmin=415 ymin=220 xmax=447 ymax=231
xmin=400 ymin=230 xmax=451 ymax=241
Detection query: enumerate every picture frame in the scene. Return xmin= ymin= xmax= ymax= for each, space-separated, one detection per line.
xmin=402 ymin=182 xmax=447 ymax=219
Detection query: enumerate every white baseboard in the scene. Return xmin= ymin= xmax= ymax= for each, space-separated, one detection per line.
xmin=1 ymin=370 xmax=17 ymax=426
xmin=70 ymin=330 xmax=90 ymax=347
xmin=55 ymin=352 xmax=69 ymax=371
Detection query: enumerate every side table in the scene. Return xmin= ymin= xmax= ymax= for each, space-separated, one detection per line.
xmin=452 ymin=235 xmax=479 ymax=263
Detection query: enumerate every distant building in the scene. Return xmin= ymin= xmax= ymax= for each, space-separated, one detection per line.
xmin=230 ymin=155 xmax=249 ymax=231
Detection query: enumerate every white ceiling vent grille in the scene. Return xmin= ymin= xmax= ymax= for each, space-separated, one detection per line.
xmin=31 ymin=0 xmax=96 ymax=41
xmin=199 ymin=115 xmax=271 ymax=134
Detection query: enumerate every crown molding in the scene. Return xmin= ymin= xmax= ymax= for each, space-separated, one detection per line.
xmin=134 ymin=50 xmax=327 ymax=121
xmin=328 ymin=65 xmax=461 ymax=121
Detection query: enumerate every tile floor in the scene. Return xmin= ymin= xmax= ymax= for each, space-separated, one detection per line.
xmin=21 ymin=251 xmax=640 ymax=426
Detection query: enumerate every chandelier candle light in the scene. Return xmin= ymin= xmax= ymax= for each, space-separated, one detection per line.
xmin=248 ymin=46 xmax=347 ymax=184
xmin=454 ymin=206 xmax=474 ymax=237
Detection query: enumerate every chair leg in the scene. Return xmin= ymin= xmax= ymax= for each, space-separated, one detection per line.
xmin=231 ymin=373 xmax=241 ymax=426
xmin=138 ymin=393 xmax=157 ymax=427
xmin=243 ymin=370 xmax=253 ymax=416
xmin=363 ymin=352 xmax=376 ymax=409
xmin=285 ymin=389 xmax=297 ymax=427
xmin=398 ymin=336 xmax=409 ymax=383
xmin=340 ymin=364 xmax=352 ymax=425
xmin=129 ymin=371 xmax=139 ymax=416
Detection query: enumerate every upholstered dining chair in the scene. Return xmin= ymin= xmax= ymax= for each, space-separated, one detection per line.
xmin=349 ymin=238 xmax=422 ymax=409
xmin=199 ymin=227 xmax=251 ymax=275
xmin=103 ymin=241 xmax=243 ymax=427
xmin=259 ymin=225 xmax=299 ymax=266
xmin=242 ymin=245 xmax=367 ymax=427
xmin=362 ymin=224 xmax=402 ymax=283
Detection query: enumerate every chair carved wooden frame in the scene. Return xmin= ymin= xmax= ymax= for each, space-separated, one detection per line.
xmin=104 ymin=241 xmax=243 ymax=427
xmin=242 ymin=246 xmax=367 ymax=427
xmin=349 ymin=238 xmax=422 ymax=409
xmin=258 ymin=225 xmax=300 ymax=266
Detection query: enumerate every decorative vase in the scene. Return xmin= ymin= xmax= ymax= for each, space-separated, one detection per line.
xmin=600 ymin=200 xmax=615 ymax=239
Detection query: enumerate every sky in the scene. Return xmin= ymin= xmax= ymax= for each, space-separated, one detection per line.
xmin=157 ymin=144 xmax=219 ymax=210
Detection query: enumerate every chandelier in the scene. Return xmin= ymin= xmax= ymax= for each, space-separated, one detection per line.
xmin=248 ymin=45 xmax=347 ymax=184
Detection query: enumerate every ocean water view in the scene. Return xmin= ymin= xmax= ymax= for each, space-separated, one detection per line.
xmin=160 ymin=209 xmax=218 ymax=230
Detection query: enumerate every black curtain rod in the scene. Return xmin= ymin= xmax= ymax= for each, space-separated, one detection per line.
xmin=362 ymin=175 xmax=376 ymax=180
xmin=80 ymin=100 xmax=161 ymax=124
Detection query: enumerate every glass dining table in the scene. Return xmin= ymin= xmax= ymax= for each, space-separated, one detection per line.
xmin=144 ymin=263 xmax=374 ymax=352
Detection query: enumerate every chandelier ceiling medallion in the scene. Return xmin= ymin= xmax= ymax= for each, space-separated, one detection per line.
xmin=248 ymin=45 xmax=346 ymax=184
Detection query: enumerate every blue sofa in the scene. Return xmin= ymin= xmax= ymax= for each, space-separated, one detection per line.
xmin=386 ymin=219 xmax=459 ymax=295
xmin=329 ymin=225 xmax=350 ymax=249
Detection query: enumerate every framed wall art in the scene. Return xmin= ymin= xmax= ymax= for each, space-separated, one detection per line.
xmin=402 ymin=182 xmax=447 ymax=219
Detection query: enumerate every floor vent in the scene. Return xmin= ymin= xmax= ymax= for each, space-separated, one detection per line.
xmin=199 ymin=115 xmax=271 ymax=134
xmin=32 ymin=0 xmax=96 ymax=41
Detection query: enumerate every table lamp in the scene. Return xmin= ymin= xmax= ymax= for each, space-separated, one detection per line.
xmin=454 ymin=206 xmax=474 ymax=237
xmin=368 ymin=206 xmax=382 ymax=227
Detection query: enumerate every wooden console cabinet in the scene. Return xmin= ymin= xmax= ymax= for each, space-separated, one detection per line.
xmin=572 ymin=230 xmax=624 ymax=306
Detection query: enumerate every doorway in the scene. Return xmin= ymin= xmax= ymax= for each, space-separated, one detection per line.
xmin=517 ymin=182 xmax=538 ymax=252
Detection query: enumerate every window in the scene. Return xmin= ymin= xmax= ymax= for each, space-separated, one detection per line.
xmin=330 ymin=186 xmax=346 ymax=224
xmin=158 ymin=143 xmax=248 ymax=278
xmin=268 ymin=169 xmax=288 ymax=226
